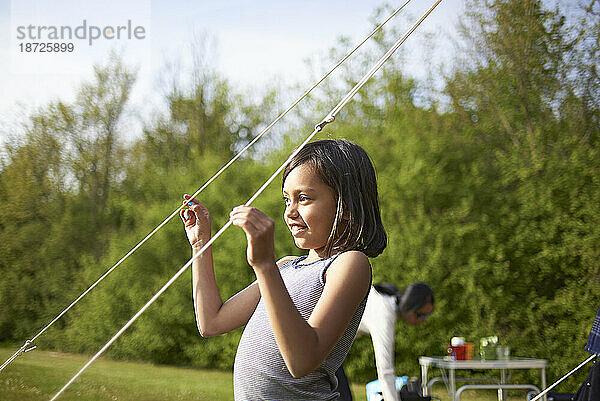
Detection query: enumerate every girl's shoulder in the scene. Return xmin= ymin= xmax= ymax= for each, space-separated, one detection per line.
xmin=322 ymin=250 xmax=372 ymax=304
xmin=326 ymin=250 xmax=371 ymax=283
xmin=333 ymin=250 xmax=371 ymax=266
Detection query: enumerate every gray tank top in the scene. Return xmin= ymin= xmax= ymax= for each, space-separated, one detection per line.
xmin=233 ymin=253 xmax=370 ymax=400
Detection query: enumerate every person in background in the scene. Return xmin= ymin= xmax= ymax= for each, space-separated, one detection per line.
xmin=336 ymin=282 xmax=434 ymax=401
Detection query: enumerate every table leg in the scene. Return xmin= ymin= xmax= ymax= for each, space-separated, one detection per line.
xmin=421 ymin=363 xmax=429 ymax=396
xmin=541 ymin=367 xmax=547 ymax=401
xmin=450 ymin=368 xmax=456 ymax=401
xmin=498 ymin=369 xmax=506 ymax=401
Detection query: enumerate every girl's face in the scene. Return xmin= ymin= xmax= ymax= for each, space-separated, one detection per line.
xmin=402 ymin=303 xmax=434 ymax=326
xmin=283 ymin=163 xmax=338 ymax=260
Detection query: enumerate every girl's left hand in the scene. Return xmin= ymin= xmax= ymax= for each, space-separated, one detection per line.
xmin=230 ymin=206 xmax=275 ymax=271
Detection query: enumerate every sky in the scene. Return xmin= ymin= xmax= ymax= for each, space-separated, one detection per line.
xmin=0 ymin=0 xmax=466 ymax=143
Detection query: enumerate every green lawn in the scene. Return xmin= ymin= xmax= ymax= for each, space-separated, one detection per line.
xmin=0 ymin=347 xmax=528 ymax=400
xmin=0 ymin=347 xmax=368 ymax=401
xmin=0 ymin=347 xmax=235 ymax=401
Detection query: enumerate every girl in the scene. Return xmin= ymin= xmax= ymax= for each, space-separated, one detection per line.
xmin=181 ymin=139 xmax=387 ymax=400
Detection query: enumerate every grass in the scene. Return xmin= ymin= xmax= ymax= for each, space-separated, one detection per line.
xmin=0 ymin=347 xmax=369 ymax=401
xmin=0 ymin=347 xmax=529 ymax=400
xmin=0 ymin=347 xmax=234 ymax=401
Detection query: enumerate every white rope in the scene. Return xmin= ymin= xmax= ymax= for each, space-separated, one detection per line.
xmin=529 ymin=354 xmax=597 ymax=401
xmin=328 ymin=0 xmax=442 ymax=121
xmin=0 ymin=0 xmax=412 ymax=374
xmin=49 ymin=2 xmax=442 ymax=398
xmin=0 ymin=340 xmax=35 ymax=372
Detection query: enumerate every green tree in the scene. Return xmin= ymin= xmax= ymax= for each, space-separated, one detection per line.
xmin=48 ymin=54 xmax=135 ymax=261
xmin=0 ymin=55 xmax=136 ymax=347
xmin=436 ymin=0 xmax=600 ymax=386
xmin=0 ymin=115 xmax=74 ymax=341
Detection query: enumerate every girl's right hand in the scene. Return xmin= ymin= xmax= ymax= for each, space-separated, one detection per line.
xmin=181 ymin=194 xmax=211 ymax=249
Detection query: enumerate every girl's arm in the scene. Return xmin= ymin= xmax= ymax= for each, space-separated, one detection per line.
xmin=191 ymin=249 xmax=294 ymax=337
xmin=183 ymin=195 xmax=295 ymax=337
xmin=190 ymin=244 xmax=260 ymax=338
xmin=258 ymin=251 xmax=370 ymax=378
xmin=230 ymin=206 xmax=371 ymax=378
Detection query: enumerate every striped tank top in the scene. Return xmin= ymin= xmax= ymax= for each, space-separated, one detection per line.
xmin=233 ymin=253 xmax=370 ymax=400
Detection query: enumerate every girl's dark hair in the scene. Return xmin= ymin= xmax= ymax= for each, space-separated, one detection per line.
xmin=282 ymin=139 xmax=387 ymax=257
xmin=389 ymin=282 xmax=434 ymax=314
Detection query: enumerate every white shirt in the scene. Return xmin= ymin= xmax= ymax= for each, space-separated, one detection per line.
xmin=357 ymin=287 xmax=399 ymax=401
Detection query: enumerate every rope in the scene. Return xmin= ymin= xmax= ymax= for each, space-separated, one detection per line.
xmin=328 ymin=0 xmax=442 ymax=121
xmin=529 ymin=354 xmax=597 ymax=401
xmin=49 ymin=2 xmax=442 ymax=398
xmin=0 ymin=340 xmax=35 ymax=372
xmin=0 ymin=0 xmax=412 ymax=374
